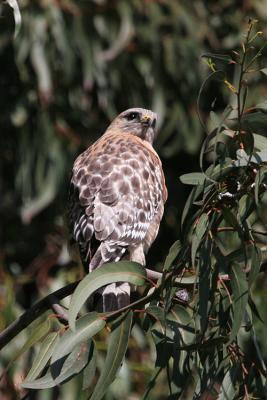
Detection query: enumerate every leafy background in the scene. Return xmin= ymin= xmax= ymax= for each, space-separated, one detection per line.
xmin=1 ymin=1 xmax=267 ymax=399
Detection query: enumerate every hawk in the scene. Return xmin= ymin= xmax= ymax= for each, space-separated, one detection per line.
xmin=68 ymin=108 xmax=167 ymax=311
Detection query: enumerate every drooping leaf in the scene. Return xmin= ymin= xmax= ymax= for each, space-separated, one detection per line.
xmin=253 ymin=133 xmax=267 ymax=151
xmin=151 ymin=329 xmax=173 ymax=368
xmin=21 ymin=371 xmax=56 ymax=389
xmin=51 ymin=340 xmax=92 ymax=384
xmin=179 ymin=172 xmax=205 ymax=185
xmin=260 ymin=68 xmax=267 ymax=76
xmin=82 ymin=341 xmax=97 ymax=390
xmin=163 ymin=240 xmax=181 ymax=271
xmin=145 ymin=306 xmax=166 ymax=334
xmin=218 ymin=365 xmax=240 ymax=400
xmin=90 ymin=311 xmax=133 ymax=400
xmin=175 ymin=273 xmax=198 ymax=285
xmin=23 ymin=340 xmax=93 ymax=389
xmin=24 ymin=332 xmax=59 ymax=382
xmin=7 ymin=0 xmax=21 ymax=37
xmin=248 ymin=246 xmax=261 ymax=288
xmin=201 ymin=52 xmax=233 ymax=64
xmin=69 ymin=261 xmax=146 ymax=331
xmin=241 ymin=111 xmax=267 ymax=135
xmin=198 ymin=239 xmax=212 ymax=333
xmin=229 ymin=263 xmax=248 ymax=341
xmin=7 ymin=318 xmax=51 ymax=372
xmin=168 ymin=305 xmax=195 ymax=346
xmin=191 ymin=213 xmax=209 ymax=266
xmin=52 ymin=313 xmax=105 ymax=361
xmin=181 ymin=185 xmax=200 ymax=227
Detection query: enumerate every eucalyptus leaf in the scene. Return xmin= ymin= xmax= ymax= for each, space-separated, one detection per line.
xmin=198 ymin=239 xmax=212 ymax=333
xmin=253 ymin=133 xmax=267 ymax=151
xmin=52 ymin=313 xmax=105 ymax=361
xmin=181 ymin=186 xmax=199 ymax=227
xmin=260 ymin=68 xmax=267 ymax=76
xmin=218 ymin=365 xmax=240 ymax=400
xmin=230 ymin=263 xmax=248 ymax=341
xmin=24 ymin=332 xmax=59 ymax=382
xmin=90 ymin=311 xmax=133 ymax=400
xmin=241 ymin=111 xmax=267 ymax=135
xmin=68 ymin=261 xmax=146 ymax=331
xmin=7 ymin=318 xmax=51 ymax=372
xmin=180 ymin=172 xmax=205 ymax=185
xmin=21 ymin=371 xmax=56 ymax=389
xmin=163 ymin=240 xmax=181 ymax=271
xmin=191 ymin=213 xmax=209 ymax=266
xmin=82 ymin=341 xmax=97 ymax=390
xmin=248 ymin=246 xmax=261 ymax=287
xmin=7 ymin=0 xmax=21 ymax=37
xmin=51 ymin=341 xmax=92 ymax=384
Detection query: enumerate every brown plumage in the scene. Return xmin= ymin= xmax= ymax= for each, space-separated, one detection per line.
xmin=68 ymin=108 xmax=167 ymax=311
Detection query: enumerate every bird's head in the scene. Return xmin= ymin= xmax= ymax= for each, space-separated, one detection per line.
xmin=108 ymin=108 xmax=157 ymax=144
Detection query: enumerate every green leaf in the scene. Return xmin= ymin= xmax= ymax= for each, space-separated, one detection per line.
xmin=23 ymin=340 xmax=93 ymax=389
xmin=145 ymin=306 xmax=166 ymax=333
xmin=181 ymin=186 xmax=200 ymax=227
xmin=260 ymin=68 xmax=267 ymax=76
xmin=175 ymin=273 xmax=198 ymax=285
xmin=255 ymin=168 xmax=261 ymax=207
xmin=253 ymin=133 xmax=267 ymax=151
xmin=238 ymin=194 xmax=252 ymax=221
xmin=198 ymin=239 xmax=212 ymax=333
xmin=51 ymin=341 xmax=92 ymax=384
xmin=180 ymin=172 xmax=205 ymax=185
xmin=168 ymin=305 xmax=194 ymax=346
xmin=24 ymin=332 xmax=59 ymax=382
xmin=69 ymin=261 xmax=146 ymax=331
xmin=163 ymin=240 xmax=181 ymax=271
xmin=248 ymin=246 xmax=261 ymax=287
xmin=222 ymin=207 xmax=240 ymax=231
xmin=52 ymin=313 xmax=105 ymax=361
xmin=191 ymin=213 xmax=209 ymax=266
xmin=201 ymin=52 xmax=233 ymax=63
xmin=151 ymin=329 xmax=173 ymax=368
xmin=82 ymin=341 xmax=97 ymax=390
xmin=257 ymin=149 xmax=267 ymax=162
xmin=241 ymin=111 xmax=267 ymax=135
xmin=90 ymin=311 xmax=133 ymax=400
xmin=230 ymin=263 xmax=248 ymax=341
xmin=7 ymin=0 xmax=21 ymax=37
xmin=218 ymin=365 xmax=240 ymax=400
xmin=22 ymin=371 xmax=56 ymax=389
xmin=7 ymin=318 xmax=51 ymax=371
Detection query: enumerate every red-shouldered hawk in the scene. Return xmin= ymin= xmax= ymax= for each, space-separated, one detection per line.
xmin=68 ymin=108 xmax=167 ymax=311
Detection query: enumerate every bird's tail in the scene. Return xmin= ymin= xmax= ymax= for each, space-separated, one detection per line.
xmin=89 ymin=242 xmax=130 ymax=312
xmin=96 ymin=282 xmax=131 ymax=312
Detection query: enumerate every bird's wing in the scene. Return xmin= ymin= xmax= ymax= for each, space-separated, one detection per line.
xmin=68 ymin=134 xmax=165 ymax=270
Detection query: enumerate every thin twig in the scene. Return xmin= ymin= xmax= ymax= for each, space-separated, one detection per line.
xmin=48 ymin=294 xmax=69 ymax=324
xmin=145 ymin=268 xmax=162 ymax=280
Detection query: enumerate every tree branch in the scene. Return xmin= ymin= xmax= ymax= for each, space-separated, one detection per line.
xmin=0 ymin=281 xmax=79 ymax=351
xmin=0 ymin=269 xmax=160 ymax=351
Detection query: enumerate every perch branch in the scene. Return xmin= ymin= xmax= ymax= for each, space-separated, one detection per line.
xmin=48 ymin=294 xmax=69 ymax=324
xmin=0 ymin=269 xmax=160 ymax=350
xmin=1 ymin=263 xmax=233 ymax=351
xmin=0 ymin=281 xmax=79 ymax=351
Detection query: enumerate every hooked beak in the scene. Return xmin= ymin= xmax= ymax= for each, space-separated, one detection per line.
xmin=141 ymin=114 xmax=153 ymax=127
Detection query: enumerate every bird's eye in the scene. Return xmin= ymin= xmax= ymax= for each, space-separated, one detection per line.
xmin=125 ymin=112 xmax=139 ymax=121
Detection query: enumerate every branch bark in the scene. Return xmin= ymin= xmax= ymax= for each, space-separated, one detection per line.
xmin=0 ymin=281 xmax=79 ymax=351
xmin=0 ymin=267 xmax=180 ymax=351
